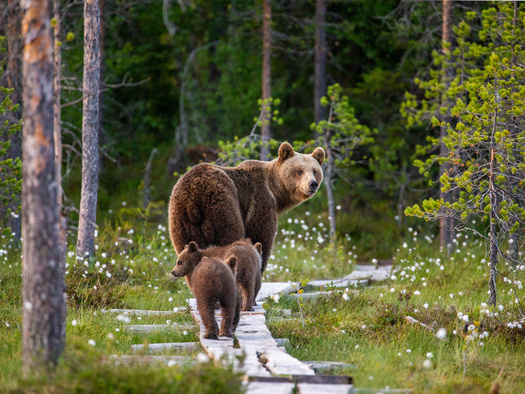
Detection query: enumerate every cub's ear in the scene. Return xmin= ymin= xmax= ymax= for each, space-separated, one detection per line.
xmin=311 ymin=147 xmax=325 ymax=165
xmin=278 ymin=142 xmax=295 ymax=162
xmin=254 ymin=242 xmax=263 ymax=255
xmin=188 ymin=241 xmax=198 ymax=252
xmin=201 ymin=256 xmax=210 ymax=264
xmin=226 ymin=256 xmax=237 ymax=271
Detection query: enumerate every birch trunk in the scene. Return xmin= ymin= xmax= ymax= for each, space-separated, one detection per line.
xmin=21 ymin=0 xmax=64 ymax=372
xmin=76 ymin=0 xmax=100 ymax=259
xmin=260 ymin=0 xmax=271 ymax=161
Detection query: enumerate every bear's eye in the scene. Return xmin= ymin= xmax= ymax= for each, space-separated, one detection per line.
xmin=177 ymin=261 xmax=182 ymax=265
xmin=313 ymin=170 xmax=317 ymax=176
xmin=297 ymin=170 xmax=303 ymax=175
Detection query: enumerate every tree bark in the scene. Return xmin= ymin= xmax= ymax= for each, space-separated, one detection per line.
xmin=53 ymin=0 xmax=67 ymax=343
xmin=260 ymin=0 xmax=271 ymax=161
xmin=7 ymin=0 xmax=22 ymax=241
xmin=488 ymin=145 xmax=498 ymax=307
xmin=325 ymin=152 xmax=336 ymax=243
xmin=439 ymin=0 xmax=455 ymax=255
xmin=76 ymin=0 xmax=100 ymax=259
xmin=314 ymin=0 xmax=327 ymax=124
xmin=21 ymin=0 xmax=64 ymax=372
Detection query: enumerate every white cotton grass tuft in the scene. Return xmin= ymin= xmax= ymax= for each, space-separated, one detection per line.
xmin=436 ymin=328 xmax=447 ymax=340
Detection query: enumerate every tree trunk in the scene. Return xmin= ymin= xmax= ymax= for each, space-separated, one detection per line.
xmin=508 ymin=0 xmax=519 ymax=262
xmin=325 ymin=153 xmax=336 ymax=243
xmin=21 ymin=0 xmax=64 ymax=372
xmin=98 ymin=0 xmax=106 ymax=171
xmin=488 ymin=167 xmax=498 ymax=307
xmin=7 ymin=0 xmax=22 ymax=241
xmin=260 ymin=0 xmax=271 ymax=161
xmin=314 ymin=0 xmax=327 ymax=124
xmin=76 ymin=0 xmax=101 ymax=259
xmin=53 ymin=0 xmax=67 ymax=343
xmin=439 ymin=0 xmax=454 ymax=255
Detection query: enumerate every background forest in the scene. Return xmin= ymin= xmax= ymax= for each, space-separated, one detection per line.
xmin=1 ymin=0 xmax=456 ymax=255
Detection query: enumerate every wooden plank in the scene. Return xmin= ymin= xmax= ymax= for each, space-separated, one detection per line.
xmin=345 ymin=265 xmax=392 ymax=282
xmin=130 ymin=342 xmax=200 ymax=354
xmin=125 ymin=323 xmax=196 ymax=333
xmin=297 ymin=383 xmax=353 ymax=394
xmin=304 ymin=361 xmax=357 ymax=373
xmin=105 ymin=355 xmax=192 ymax=366
xmin=257 ymin=282 xmax=300 ymax=301
xmin=245 ymin=382 xmax=295 ymax=394
xmin=307 ymin=279 xmax=368 ymax=288
xmin=101 ymin=308 xmax=185 ymax=315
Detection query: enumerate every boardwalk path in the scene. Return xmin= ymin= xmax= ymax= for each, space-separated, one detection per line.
xmin=106 ymin=264 xmax=393 ymax=393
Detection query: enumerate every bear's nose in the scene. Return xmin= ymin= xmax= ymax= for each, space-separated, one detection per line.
xmin=309 ymin=180 xmax=318 ymax=191
xmin=171 ymin=271 xmax=176 ymax=276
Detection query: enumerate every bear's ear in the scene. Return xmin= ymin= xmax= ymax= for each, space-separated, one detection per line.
xmin=201 ymin=256 xmax=210 ymax=264
xmin=188 ymin=241 xmax=198 ymax=252
xmin=278 ymin=142 xmax=295 ymax=162
xmin=254 ymin=242 xmax=263 ymax=255
xmin=311 ymin=147 xmax=325 ymax=165
xmin=226 ymin=256 xmax=237 ymax=271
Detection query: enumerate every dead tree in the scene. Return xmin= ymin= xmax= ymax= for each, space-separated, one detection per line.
xmin=260 ymin=0 xmax=271 ymax=161
xmin=314 ymin=0 xmax=327 ymax=124
xmin=21 ymin=0 xmax=64 ymax=372
xmin=439 ymin=0 xmax=455 ymax=255
xmin=76 ymin=0 xmax=101 ymax=259
xmin=53 ymin=0 xmax=67 ymax=343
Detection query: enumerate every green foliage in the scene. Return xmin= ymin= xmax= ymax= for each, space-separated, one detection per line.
xmin=405 ymin=3 xmax=525 ymax=303
xmin=0 ymin=36 xmax=22 ymax=234
xmin=214 ymin=97 xmax=283 ymax=166
xmin=311 ymin=84 xmax=376 ymax=172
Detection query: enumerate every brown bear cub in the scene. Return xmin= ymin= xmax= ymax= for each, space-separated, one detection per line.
xmin=171 ymin=245 xmax=240 ymax=339
xmin=174 ymin=239 xmax=262 ymax=311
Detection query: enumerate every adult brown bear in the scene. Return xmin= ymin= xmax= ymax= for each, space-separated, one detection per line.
xmin=168 ymin=142 xmax=325 ymax=272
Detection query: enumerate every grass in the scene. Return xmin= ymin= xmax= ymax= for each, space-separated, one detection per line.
xmin=1 ymin=206 xmax=525 ymax=392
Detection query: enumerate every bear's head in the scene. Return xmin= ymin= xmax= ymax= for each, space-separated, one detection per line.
xmin=171 ymin=241 xmax=202 ymax=277
xmin=276 ymin=142 xmax=325 ymax=205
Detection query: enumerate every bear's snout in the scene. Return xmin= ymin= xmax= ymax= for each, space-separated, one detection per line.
xmin=309 ymin=180 xmax=318 ymax=192
xmin=171 ymin=270 xmax=177 ymax=277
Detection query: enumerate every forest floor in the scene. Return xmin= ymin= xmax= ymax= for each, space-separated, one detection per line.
xmin=1 ymin=209 xmax=525 ymax=393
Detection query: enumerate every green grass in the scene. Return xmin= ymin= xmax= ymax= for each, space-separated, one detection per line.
xmin=1 ymin=208 xmax=525 ymax=392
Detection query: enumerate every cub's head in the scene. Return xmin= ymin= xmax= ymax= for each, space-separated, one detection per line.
xmin=276 ymin=142 xmax=325 ymax=204
xmin=171 ymin=241 xmax=202 ymax=277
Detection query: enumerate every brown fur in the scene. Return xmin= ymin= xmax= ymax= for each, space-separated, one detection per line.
xmin=173 ymin=239 xmax=262 ymax=311
xmin=171 ymin=251 xmax=240 ymax=339
xmin=169 ymin=142 xmax=325 ymax=272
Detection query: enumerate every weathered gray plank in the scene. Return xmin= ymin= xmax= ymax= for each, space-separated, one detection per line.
xmin=307 ymin=279 xmax=368 ymax=288
xmin=245 ymin=382 xmax=295 ymax=394
xmin=297 ymin=383 xmax=353 ymax=394
xmin=304 ymin=361 xmax=357 ymax=373
xmin=257 ymin=282 xmax=300 ymax=301
xmin=344 ymin=265 xmax=392 ymax=282
xmin=125 ymin=323 xmax=196 ymax=333
xmin=101 ymin=308 xmax=185 ymax=315
xmin=106 ymin=355 xmax=192 ymax=366
xmin=130 ymin=342 xmax=200 ymax=354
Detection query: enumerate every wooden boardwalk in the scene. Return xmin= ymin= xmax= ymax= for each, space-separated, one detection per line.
xmin=189 ymin=282 xmax=354 ymax=393
xmin=118 ymin=264 xmax=395 ymax=393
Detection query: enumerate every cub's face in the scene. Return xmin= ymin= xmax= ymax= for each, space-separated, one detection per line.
xmin=171 ymin=241 xmax=201 ymax=277
xmin=277 ymin=143 xmax=325 ymax=204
